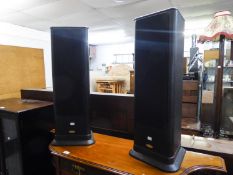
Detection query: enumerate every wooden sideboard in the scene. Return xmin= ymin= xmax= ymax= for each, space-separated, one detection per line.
xmin=50 ymin=133 xmax=227 ymax=175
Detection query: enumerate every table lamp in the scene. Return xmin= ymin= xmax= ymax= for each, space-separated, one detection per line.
xmin=199 ymin=11 xmax=233 ymax=137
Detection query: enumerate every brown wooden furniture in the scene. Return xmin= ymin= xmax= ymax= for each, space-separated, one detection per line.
xmin=90 ymin=92 xmax=134 ymax=138
xmin=21 ymin=88 xmax=53 ymax=101
xmin=221 ymin=87 xmax=233 ymax=136
xmin=96 ymin=80 xmax=124 ymax=93
xmin=129 ymin=70 xmax=135 ymax=94
xmin=182 ymin=80 xmax=200 ymax=135
xmin=0 ymin=98 xmax=55 ymax=175
xmin=182 ymin=80 xmax=198 ymax=120
xmin=0 ymin=45 xmax=46 ymax=100
xmin=50 ymin=133 xmax=226 ymax=175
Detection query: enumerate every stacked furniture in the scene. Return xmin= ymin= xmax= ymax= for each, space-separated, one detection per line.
xmin=182 ymin=80 xmax=200 ymax=135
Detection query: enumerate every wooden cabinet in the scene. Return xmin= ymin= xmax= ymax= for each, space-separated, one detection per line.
xmin=221 ymin=87 xmax=233 ymax=136
xmin=53 ymin=157 xmax=109 ymax=175
xmin=0 ymin=98 xmax=55 ymax=175
xmin=182 ymin=80 xmax=199 ymax=122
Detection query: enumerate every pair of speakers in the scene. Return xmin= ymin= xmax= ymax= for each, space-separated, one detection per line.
xmin=51 ymin=8 xmax=185 ymax=172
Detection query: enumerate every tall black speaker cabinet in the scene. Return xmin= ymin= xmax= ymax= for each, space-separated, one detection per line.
xmin=0 ymin=98 xmax=54 ymax=175
xmin=130 ymin=8 xmax=186 ymax=172
xmin=51 ymin=27 xmax=94 ymax=146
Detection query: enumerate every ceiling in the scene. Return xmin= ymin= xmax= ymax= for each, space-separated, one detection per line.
xmin=0 ymin=0 xmax=233 ymax=43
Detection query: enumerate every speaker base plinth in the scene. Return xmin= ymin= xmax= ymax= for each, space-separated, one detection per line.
xmin=51 ymin=131 xmax=95 ymax=146
xmin=129 ymin=147 xmax=186 ymax=172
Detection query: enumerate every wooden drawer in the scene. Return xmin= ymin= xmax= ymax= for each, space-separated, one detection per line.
xmin=59 ymin=158 xmax=111 ymax=175
xmin=182 ymin=80 xmax=198 ymax=103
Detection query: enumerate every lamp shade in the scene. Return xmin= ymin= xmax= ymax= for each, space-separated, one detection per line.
xmin=199 ymin=11 xmax=233 ymax=42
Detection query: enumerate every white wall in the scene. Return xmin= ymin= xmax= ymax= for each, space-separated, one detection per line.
xmin=89 ymin=42 xmax=134 ymax=92
xmin=184 ymin=36 xmax=205 ymax=58
xmin=92 ymin=38 xmax=203 ymax=67
xmin=90 ymin=42 xmax=134 ymax=70
xmin=0 ymin=22 xmax=206 ymax=89
xmin=0 ymin=22 xmax=52 ymax=87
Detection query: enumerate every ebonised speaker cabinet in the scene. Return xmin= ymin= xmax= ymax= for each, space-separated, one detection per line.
xmin=131 ymin=8 xmax=185 ymax=172
xmin=0 ymin=98 xmax=55 ymax=175
xmin=51 ymin=27 xmax=94 ymax=146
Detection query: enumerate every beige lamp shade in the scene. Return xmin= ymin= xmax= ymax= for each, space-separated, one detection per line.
xmin=199 ymin=11 xmax=233 ymax=42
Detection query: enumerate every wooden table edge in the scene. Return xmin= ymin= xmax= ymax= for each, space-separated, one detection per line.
xmin=180 ymin=164 xmax=226 ymax=175
xmin=49 ymin=145 xmax=227 ymax=175
xmin=49 ymin=146 xmax=132 ymax=175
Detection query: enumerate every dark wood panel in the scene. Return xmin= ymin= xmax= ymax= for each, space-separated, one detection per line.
xmin=0 ymin=98 xmax=55 ymax=175
xmin=20 ymin=89 xmax=198 ymax=136
xmin=201 ymin=103 xmax=215 ymax=125
xmin=90 ymin=93 xmax=134 ymax=135
xmin=0 ymin=98 xmax=53 ymax=113
xmin=182 ymin=103 xmax=197 ymax=119
xmin=183 ymin=80 xmax=198 ymax=90
xmin=21 ymin=88 xmax=53 ymax=102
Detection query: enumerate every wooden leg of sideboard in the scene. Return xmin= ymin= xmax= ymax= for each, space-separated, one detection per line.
xmin=53 ymin=156 xmax=61 ymax=175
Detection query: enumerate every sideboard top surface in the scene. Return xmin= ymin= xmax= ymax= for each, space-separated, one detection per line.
xmin=50 ymin=133 xmax=226 ymax=175
xmin=0 ymin=98 xmax=53 ymax=113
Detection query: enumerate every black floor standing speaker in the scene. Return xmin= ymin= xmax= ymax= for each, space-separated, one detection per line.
xmin=51 ymin=27 xmax=95 ymax=146
xmin=129 ymin=8 xmax=186 ymax=172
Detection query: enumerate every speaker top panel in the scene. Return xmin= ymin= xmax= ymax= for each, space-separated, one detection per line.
xmin=135 ymin=8 xmax=184 ymax=21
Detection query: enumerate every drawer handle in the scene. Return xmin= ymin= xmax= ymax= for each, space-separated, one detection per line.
xmin=72 ymin=164 xmax=85 ymax=175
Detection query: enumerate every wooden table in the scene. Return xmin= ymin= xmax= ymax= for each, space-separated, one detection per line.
xmin=96 ymin=80 xmax=124 ymax=93
xmin=49 ymin=133 xmax=227 ymax=175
